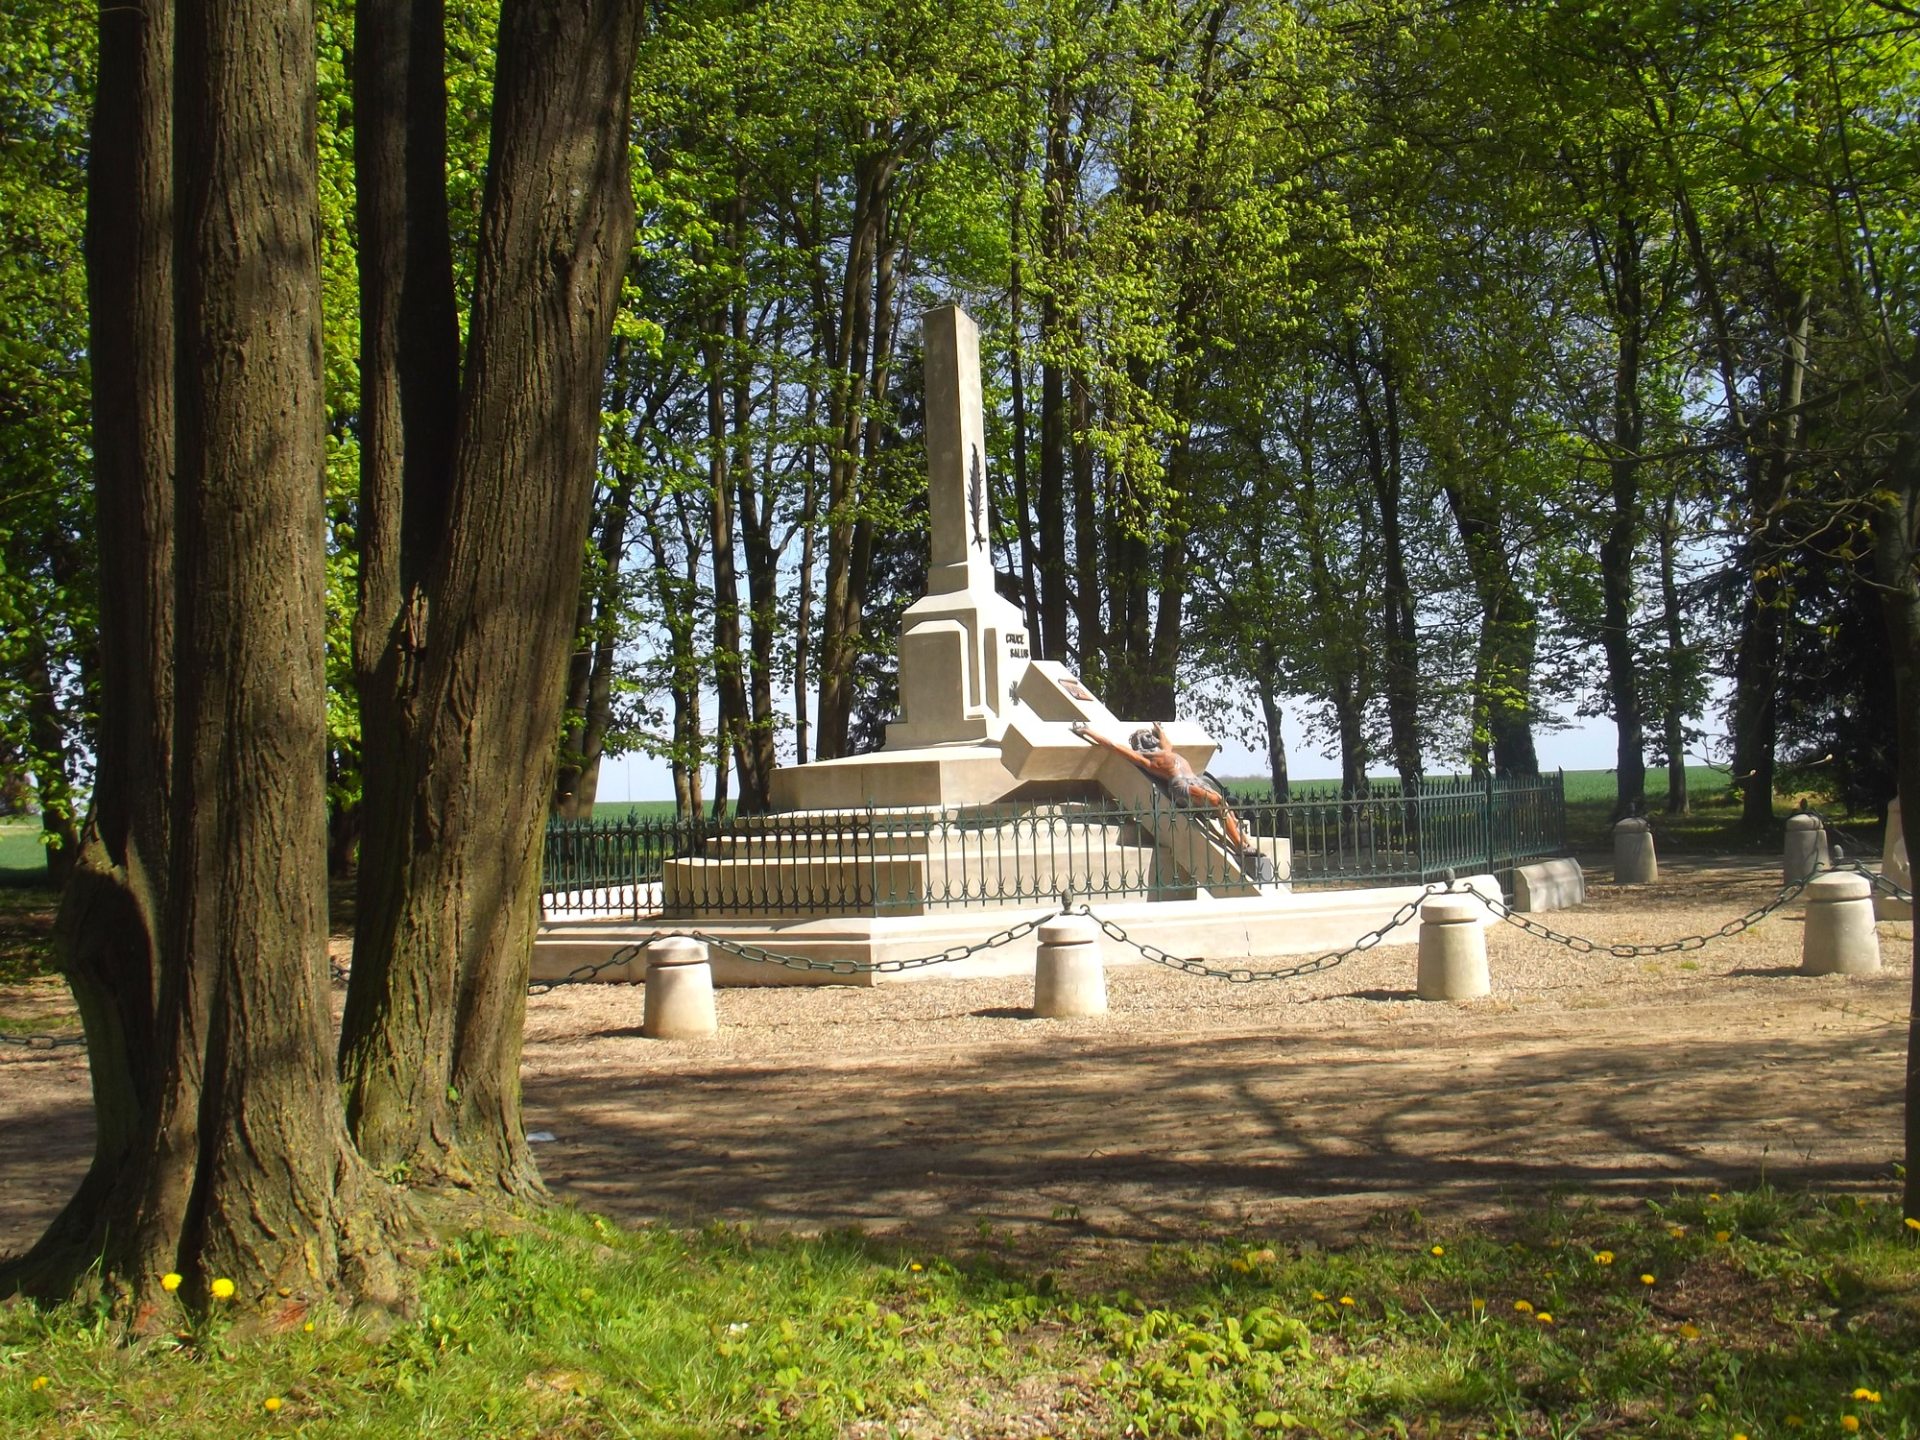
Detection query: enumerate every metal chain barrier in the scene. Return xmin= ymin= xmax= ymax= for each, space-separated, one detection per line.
xmin=0 ymin=1028 xmax=87 ymax=1050
xmin=1065 ymin=889 xmax=1439 ymax=984
xmin=528 ymin=952 xmax=648 ymax=995
xmin=1456 ymin=873 xmax=1817 ymax=957
xmin=528 ymin=909 xmax=1063 ymax=991
xmin=1834 ymin=861 xmax=1914 ymax=904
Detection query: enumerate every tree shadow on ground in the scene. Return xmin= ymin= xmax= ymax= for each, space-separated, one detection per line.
xmin=520 ymin=1022 xmax=1900 ymax=1250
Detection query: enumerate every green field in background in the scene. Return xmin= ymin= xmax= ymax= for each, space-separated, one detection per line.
xmin=1218 ymin=764 xmax=1737 ymax=804
xmin=0 ymin=823 xmax=53 ymax=884
xmin=574 ymin=766 xmax=1744 ymax=816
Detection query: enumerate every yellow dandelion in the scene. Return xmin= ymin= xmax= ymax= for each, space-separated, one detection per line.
xmin=1904 ymin=1216 xmax=1920 ymax=1232
xmin=1852 ymin=1389 xmax=1881 ymax=1403
xmin=210 ymin=1277 xmax=236 ymax=1300
xmin=263 ymin=1397 xmax=282 ymax=1413
xmin=1733 ymin=1434 xmax=1748 ymax=1440
xmin=908 ymin=1262 xmax=923 ymax=1273
xmin=1640 ymin=1274 xmax=1656 ymax=1286
xmin=1513 ymin=1299 xmax=1534 ymax=1314
xmin=30 ymin=1377 xmax=49 ymax=1392
xmin=1594 ymin=1250 xmax=1615 ymax=1265
xmin=302 ymin=1322 xmax=314 ymax=1333
xmin=1535 ymin=1312 xmax=1553 ymax=1324
xmin=1469 ymin=1298 xmax=1486 ymax=1312
xmin=1668 ymin=1225 xmax=1687 ymax=1239
xmin=1430 ymin=1245 xmax=1445 ymax=1256
xmin=1841 ymin=1416 xmax=1859 ymax=1433
xmin=1338 ymin=1295 xmax=1356 ymax=1307
xmin=1677 ymin=1322 xmax=1701 ymax=1340
xmin=1311 ymin=1291 xmax=1327 ymax=1301
xmin=161 ymin=1272 xmax=183 ymax=1293
xmin=1708 ymin=1193 xmax=1722 ymax=1202
xmin=1715 ymin=1231 xmax=1731 ymax=1243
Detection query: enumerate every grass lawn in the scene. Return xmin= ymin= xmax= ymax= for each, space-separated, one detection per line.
xmin=3 ymin=1186 xmax=1915 ymax=1438
xmin=0 ymin=822 xmax=54 ymax=888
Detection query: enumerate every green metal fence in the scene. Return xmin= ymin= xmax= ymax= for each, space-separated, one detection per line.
xmin=542 ymin=772 xmax=1566 ymax=919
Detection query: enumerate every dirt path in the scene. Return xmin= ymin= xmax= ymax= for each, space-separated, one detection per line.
xmin=3 ymin=857 xmax=1911 ymax=1260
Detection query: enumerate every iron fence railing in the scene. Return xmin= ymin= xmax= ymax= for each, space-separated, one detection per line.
xmin=542 ymin=772 xmax=1566 ymax=920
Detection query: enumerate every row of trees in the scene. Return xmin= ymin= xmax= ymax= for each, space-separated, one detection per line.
xmin=1 ymin=0 xmax=1917 ymax=1298
xmin=6 ymin=0 xmax=1914 ymax=839
xmin=543 ymin=0 xmax=1918 ymax=824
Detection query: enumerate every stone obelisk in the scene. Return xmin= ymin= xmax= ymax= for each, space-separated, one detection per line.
xmin=885 ymin=306 xmax=1031 ymax=747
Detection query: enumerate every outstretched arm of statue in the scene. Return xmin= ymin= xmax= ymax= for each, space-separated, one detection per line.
xmin=1070 ymin=721 xmax=1153 ymax=771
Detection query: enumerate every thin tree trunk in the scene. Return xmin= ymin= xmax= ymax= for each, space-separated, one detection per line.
xmin=1730 ymin=291 xmax=1811 ymax=831
xmin=1008 ymin=172 xmax=1043 ymax=648
xmin=736 ymin=285 xmax=779 ymax=812
xmin=1344 ymin=337 xmax=1421 ymax=788
xmin=1597 ymin=196 xmax=1647 ymax=819
xmin=1070 ymin=366 xmax=1100 ymax=679
xmin=1658 ymin=488 xmax=1690 ymax=815
xmin=1440 ymin=474 xmax=1538 ymax=779
xmin=1038 ymin=79 xmax=1074 ymax=661
xmin=1256 ymin=653 xmax=1290 ymax=802
xmin=814 ymin=151 xmax=886 ymax=758
xmin=704 ymin=312 xmax=752 ymax=814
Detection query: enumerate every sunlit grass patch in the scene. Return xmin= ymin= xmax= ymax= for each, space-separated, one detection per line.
xmin=2 ymin=1184 xmax=1916 ymax=1437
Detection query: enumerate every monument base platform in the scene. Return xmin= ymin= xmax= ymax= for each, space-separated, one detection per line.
xmin=532 ymin=876 xmax=1502 ymax=989
xmin=768 ymin=745 xmax=1028 ymax=811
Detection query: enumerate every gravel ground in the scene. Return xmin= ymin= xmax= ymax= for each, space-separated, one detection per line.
xmin=3 ymin=855 xmax=1912 ymax=1261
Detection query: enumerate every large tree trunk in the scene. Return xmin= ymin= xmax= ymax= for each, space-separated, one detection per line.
xmin=70 ymin=0 xmax=407 ymax=1308
xmin=15 ymin=0 xmax=176 ymax=1290
xmin=339 ymin=0 xmax=645 ymax=1193
xmin=1868 ymin=333 xmax=1920 ymax=1222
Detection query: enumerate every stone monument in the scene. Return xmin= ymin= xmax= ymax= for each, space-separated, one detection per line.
xmin=533 ymin=304 xmax=1501 ymax=985
xmin=768 ymin=303 xmax=1239 ymax=859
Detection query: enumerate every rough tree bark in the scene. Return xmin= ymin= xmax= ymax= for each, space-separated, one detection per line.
xmin=339 ymin=0 xmax=646 ymax=1192
xmin=1868 ymin=333 xmax=1920 ymax=1222
xmin=1343 ymin=336 xmax=1422 ymax=788
xmin=29 ymin=0 xmax=411 ymax=1308
xmin=1594 ymin=189 xmax=1647 ymax=819
xmin=14 ymin=0 xmax=175 ymax=1289
xmin=1657 ymin=488 xmax=1690 ymax=815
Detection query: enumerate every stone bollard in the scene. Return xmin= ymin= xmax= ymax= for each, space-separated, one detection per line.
xmin=1801 ymin=871 xmax=1881 ymax=976
xmin=643 ymin=936 xmax=718 ymax=1039
xmin=1881 ymin=798 xmax=1912 ymax=921
xmin=1416 ymin=895 xmax=1490 ymax=1001
xmin=1613 ymin=817 xmax=1658 ymax=885
xmin=1783 ymin=809 xmax=1831 ymax=885
xmin=1033 ymin=915 xmax=1106 ymax=1018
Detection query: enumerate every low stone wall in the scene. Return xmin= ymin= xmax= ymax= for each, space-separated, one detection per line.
xmin=531 ymin=873 xmax=1500 ymax=989
xmin=1512 ymin=858 xmax=1584 ymax=914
